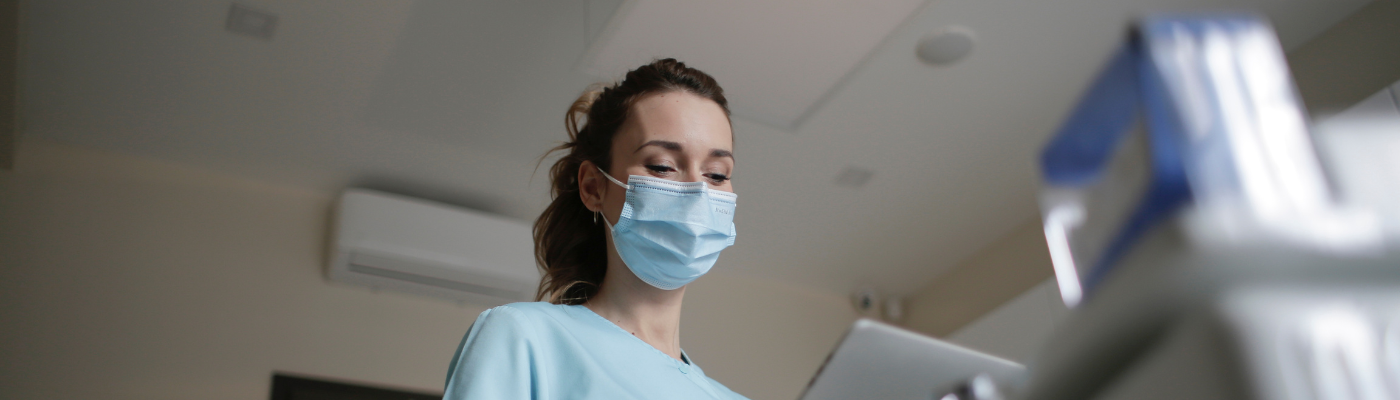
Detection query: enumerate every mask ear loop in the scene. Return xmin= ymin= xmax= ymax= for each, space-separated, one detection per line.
xmin=596 ymin=210 xmax=617 ymax=232
xmin=592 ymin=165 xmax=627 ymax=231
xmin=595 ymin=165 xmax=630 ymax=189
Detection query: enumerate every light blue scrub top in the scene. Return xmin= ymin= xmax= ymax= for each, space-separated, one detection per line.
xmin=444 ymin=302 xmax=749 ymax=400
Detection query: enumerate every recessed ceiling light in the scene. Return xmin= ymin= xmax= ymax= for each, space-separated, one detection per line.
xmin=226 ymin=3 xmax=278 ymax=41
xmin=916 ymin=26 xmax=976 ymax=66
xmin=834 ymin=166 xmax=874 ymax=188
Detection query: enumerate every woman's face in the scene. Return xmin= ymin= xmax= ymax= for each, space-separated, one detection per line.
xmin=584 ymin=91 xmax=734 ymax=221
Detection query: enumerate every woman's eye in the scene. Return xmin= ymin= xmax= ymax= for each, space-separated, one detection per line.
xmin=645 ymin=165 xmax=675 ymax=174
xmin=705 ymin=173 xmax=730 ymax=183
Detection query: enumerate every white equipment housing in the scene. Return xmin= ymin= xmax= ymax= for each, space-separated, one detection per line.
xmin=328 ymin=189 xmax=540 ymax=306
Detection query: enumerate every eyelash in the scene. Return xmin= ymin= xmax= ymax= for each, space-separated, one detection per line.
xmin=645 ymin=165 xmax=730 ymax=184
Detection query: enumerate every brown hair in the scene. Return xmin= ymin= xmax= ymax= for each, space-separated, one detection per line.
xmin=533 ymin=58 xmax=730 ymax=304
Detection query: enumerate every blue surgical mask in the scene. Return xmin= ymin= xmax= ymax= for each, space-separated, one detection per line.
xmin=596 ymin=166 xmax=737 ymax=290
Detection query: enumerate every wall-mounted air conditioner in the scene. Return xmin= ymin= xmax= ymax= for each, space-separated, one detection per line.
xmin=328 ymin=189 xmax=540 ymax=306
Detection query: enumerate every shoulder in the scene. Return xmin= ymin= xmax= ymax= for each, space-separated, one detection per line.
xmin=469 ymin=302 xmax=572 ymax=334
xmin=493 ymin=301 xmax=571 ymax=316
xmin=450 ymin=303 xmax=570 ymax=374
xmin=479 ymin=301 xmax=571 ymax=322
xmin=446 ymin=302 xmax=570 ymax=397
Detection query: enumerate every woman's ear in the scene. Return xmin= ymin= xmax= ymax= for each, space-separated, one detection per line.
xmin=577 ymin=160 xmax=606 ymax=212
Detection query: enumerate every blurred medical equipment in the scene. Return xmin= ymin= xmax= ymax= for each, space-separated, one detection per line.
xmin=1020 ymin=14 xmax=1400 ymax=400
xmin=937 ymin=373 xmax=1006 ymax=400
xmin=799 ymin=319 xmax=1025 ymax=400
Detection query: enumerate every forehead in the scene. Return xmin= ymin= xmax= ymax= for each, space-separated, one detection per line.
xmin=615 ymin=91 xmax=732 ymax=151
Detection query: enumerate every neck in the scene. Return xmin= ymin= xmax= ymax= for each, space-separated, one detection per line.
xmin=584 ymin=253 xmax=688 ymax=362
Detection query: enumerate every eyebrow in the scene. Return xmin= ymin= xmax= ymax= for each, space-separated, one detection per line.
xmin=635 ymin=140 xmax=734 ymax=159
xmin=635 ymin=140 xmax=681 ymax=153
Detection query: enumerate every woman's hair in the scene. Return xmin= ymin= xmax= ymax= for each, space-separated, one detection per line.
xmin=534 ymin=58 xmax=730 ymax=304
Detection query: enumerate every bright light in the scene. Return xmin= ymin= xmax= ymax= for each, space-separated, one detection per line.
xmin=1043 ymin=205 xmax=1085 ymax=308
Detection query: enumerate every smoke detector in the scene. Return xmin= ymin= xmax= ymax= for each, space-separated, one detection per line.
xmin=916 ymin=26 xmax=976 ymax=66
xmin=226 ymin=3 xmax=278 ymax=40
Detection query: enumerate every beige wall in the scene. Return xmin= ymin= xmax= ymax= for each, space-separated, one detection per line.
xmin=1288 ymin=0 xmax=1400 ymax=114
xmin=944 ymin=278 xmax=1067 ymax=362
xmin=0 ymin=138 xmax=855 ymax=400
xmin=901 ymin=221 xmax=1054 ymax=337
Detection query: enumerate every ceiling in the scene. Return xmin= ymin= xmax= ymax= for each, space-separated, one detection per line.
xmin=20 ymin=0 xmax=1370 ymax=297
xmin=578 ymin=0 xmax=925 ymax=129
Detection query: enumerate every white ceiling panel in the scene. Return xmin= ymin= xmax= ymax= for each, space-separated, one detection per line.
xmin=578 ymin=0 xmax=927 ymax=129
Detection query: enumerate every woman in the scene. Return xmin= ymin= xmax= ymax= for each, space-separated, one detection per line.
xmin=443 ymin=59 xmax=747 ymax=399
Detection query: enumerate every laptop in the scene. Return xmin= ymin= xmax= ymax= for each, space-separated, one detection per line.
xmin=799 ymin=319 xmax=1026 ymax=400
